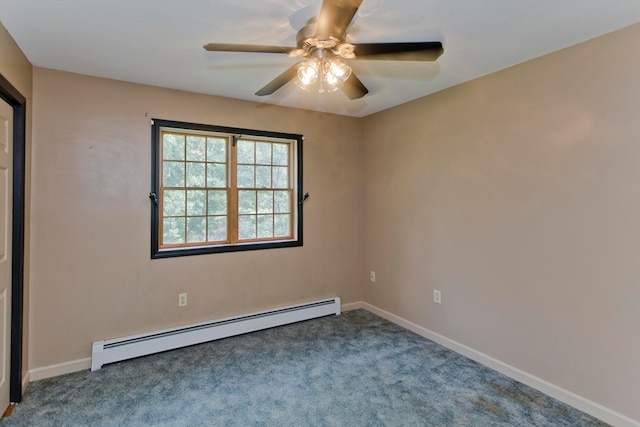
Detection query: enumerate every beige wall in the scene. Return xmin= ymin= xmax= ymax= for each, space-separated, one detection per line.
xmin=29 ymin=68 xmax=363 ymax=368
xmin=362 ymin=24 xmax=640 ymax=420
xmin=0 ymin=21 xmax=33 ymax=388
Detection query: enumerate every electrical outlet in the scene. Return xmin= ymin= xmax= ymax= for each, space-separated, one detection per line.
xmin=433 ymin=290 xmax=442 ymax=304
xmin=370 ymin=271 xmax=376 ymax=283
xmin=178 ymin=293 xmax=188 ymax=307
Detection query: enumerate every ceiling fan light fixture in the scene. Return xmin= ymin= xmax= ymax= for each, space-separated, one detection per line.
xmin=295 ymin=54 xmax=351 ymax=93
xmin=325 ymin=58 xmax=351 ymax=87
xmin=296 ymin=59 xmax=320 ymax=90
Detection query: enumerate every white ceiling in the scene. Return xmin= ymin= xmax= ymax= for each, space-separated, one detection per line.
xmin=1 ymin=0 xmax=638 ymax=117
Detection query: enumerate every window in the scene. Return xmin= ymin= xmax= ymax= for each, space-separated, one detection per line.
xmin=150 ymin=119 xmax=303 ymax=258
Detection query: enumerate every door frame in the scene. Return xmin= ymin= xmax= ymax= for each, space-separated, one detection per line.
xmin=0 ymin=73 xmax=26 ymax=404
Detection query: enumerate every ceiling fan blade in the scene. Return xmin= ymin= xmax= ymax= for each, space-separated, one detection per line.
xmin=341 ymin=72 xmax=368 ymax=100
xmin=316 ymin=0 xmax=363 ymax=40
xmin=204 ymin=43 xmax=293 ymax=54
xmin=353 ymin=42 xmax=444 ymax=61
xmin=255 ymin=63 xmax=301 ymax=96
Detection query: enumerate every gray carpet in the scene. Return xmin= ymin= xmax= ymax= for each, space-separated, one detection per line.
xmin=1 ymin=310 xmax=607 ymax=426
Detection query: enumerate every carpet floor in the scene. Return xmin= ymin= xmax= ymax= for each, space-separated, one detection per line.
xmin=0 ymin=309 xmax=607 ymax=426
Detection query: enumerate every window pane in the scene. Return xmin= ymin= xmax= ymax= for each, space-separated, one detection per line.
xmin=207 ymin=137 xmax=226 ymax=163
xmin=257 ymin=215 xmax=273 ymax=238
xmin=272 ymin=166 xmax=288 ymax=188
xmin=187 ymin=190 xmax=206 ymax=216
xmin=238 ymin=215 xmax=256 ymax=239
xmin=238 ymin=191 xmax=256 ymax=214
xmin=208 ymin=216 xmax=227 ymax=241
xmin=257 ymin=191 xmax=273 ymax=213
xmin=274 ymin=191 xmax=290 ymax=213
xmin=274 ymin=214 xmax=290 ymax=237
xmin=163 ymin=161 xmax=185 ymax=187
xmin=163 ymin=134 xmax=185 ymax=161
xmin=207 ymin=163 xmax=226 ymax=187
xmin=163 ymin=217 xmax=185 ymax=244
xmin=237 ymin=165 xmax=254 ymax=188
xmin=272 ymin=143 xmax=288 ymax=166
xmin=187 ymin=217 xmax=206 ymax=243
xmin=162 ymin=162 xmax=184 ymax=187
xmin=186 ymin=162 xmax=206 ymax=187
xmin=186 ymin=136 xmax=206 ymax=161
xmin=256 ymin=142 xmax=272 ymax=165
xmin=163 ymin=190 xmax=186 ymax=216
xmin=208 ymin=190 xmax=227 ymax=215
xmin=237 ymin=140 xmax=254 ymax=164
xmin=256 ymin=166 xmax=271 ymax=188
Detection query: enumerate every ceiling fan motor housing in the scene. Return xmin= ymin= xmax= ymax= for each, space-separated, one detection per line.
xmin=296 ymin=17 xmax=320 ymax=49
xmin=296 ymin=17 xmax=351 ymax=58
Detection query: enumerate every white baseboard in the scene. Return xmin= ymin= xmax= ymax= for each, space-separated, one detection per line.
xmin=28 ymin=358 xmax=91 ymax=382
xmin=361 ymin=302 xmax=639 ymax=427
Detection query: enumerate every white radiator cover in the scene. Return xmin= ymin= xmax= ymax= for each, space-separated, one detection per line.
xmin=91 ymin=297 xmax=341 ymax=371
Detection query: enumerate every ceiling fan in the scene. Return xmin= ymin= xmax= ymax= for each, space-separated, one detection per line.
xmin=203 ymin=0 xmax=443 ymax=100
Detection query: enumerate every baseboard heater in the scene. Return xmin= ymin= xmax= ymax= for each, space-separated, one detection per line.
xmin=91 ymin=297 xmax=341 ymax=371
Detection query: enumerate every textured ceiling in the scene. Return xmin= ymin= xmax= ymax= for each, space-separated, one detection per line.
xmin=1 ymin=0 xmax=638 ymax=117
